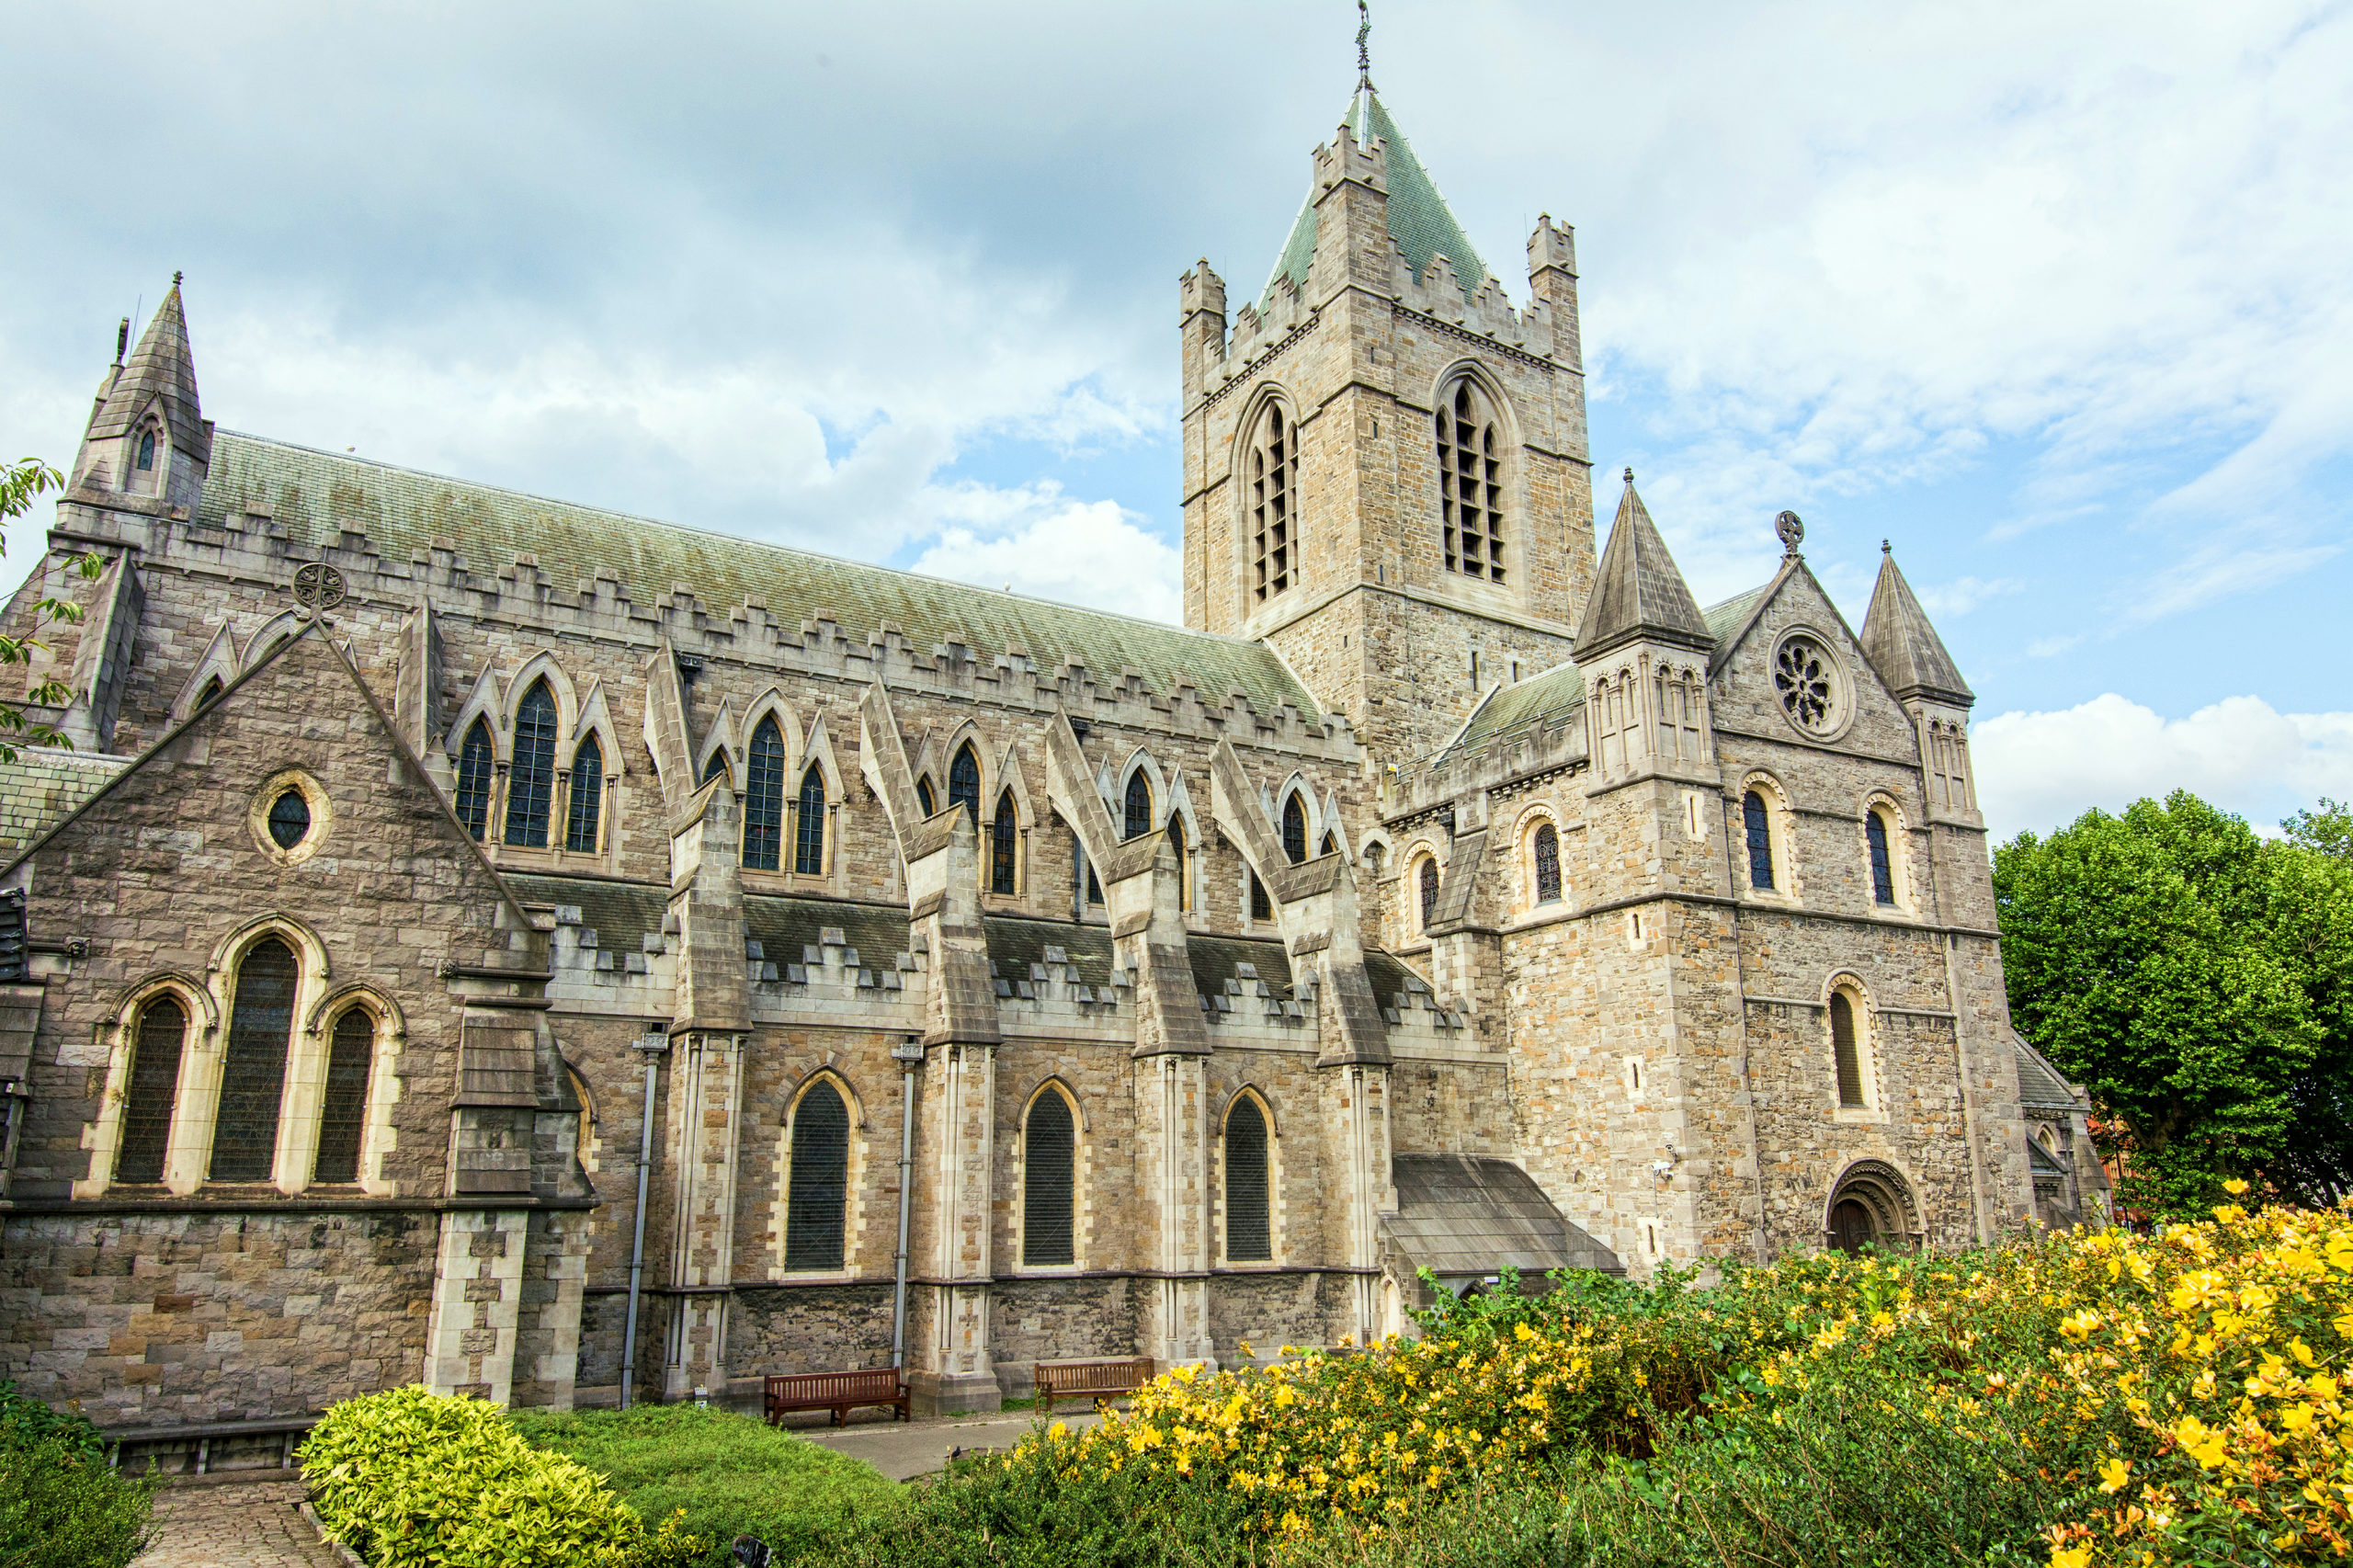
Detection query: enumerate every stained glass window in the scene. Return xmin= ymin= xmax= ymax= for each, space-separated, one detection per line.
xmin=990 ymin=790 xmax=1017 ymax=894
xmin=1418 ymin=858 xmax=1439 ymax=931
xmin=313 ymin=1009 xmax=373 ymax=1184
xmin=210 ymin=938 xmax=297 ymax=1182
xmin=1281 ymin=794 xmax=1308 ymax=865
xmin=795 ymin=764 xmax=827 ymax=876
xmin=1124 ymin=771 xmax=1151 ymax=840
xmin=117 ymin=996 xmax=185 ymax=1184
xmin=455 ymin=720 xmax=494 ymax=841
xmin=1224 ymin=1096 xmax=1271 ymax=1261
xmin=1866 ymin=811 xmax=1895 ymax=905
xmin=743 ymin=717 xmax=786 ymax=871
xmin=1744 ymin=791 xmax=1776 ymax=892
xmin=565 ymin=735 xmax=603 ymax=853
xmin=504 ymin=681 xmax=557 ymax=847
xmin=784 ymin=1081 xmax=848 ymax=1270
xmin=1024 ymin=1089 xmax=1076 ymax=1266
xmin=1533 ymin=824 xmax=1562 ymax=903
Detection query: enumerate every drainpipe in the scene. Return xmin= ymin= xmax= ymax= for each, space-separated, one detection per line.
xmin=620 ymin=1034 xmax=670 ymax=1409
xmin=890 ymin=1036 xmax=926 ymax=1368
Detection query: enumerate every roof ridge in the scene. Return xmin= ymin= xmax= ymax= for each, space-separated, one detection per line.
xmin=212 ymin=430 xmax=1272 ymax=655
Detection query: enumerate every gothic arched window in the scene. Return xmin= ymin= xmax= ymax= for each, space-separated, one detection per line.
xmin=1023 ymin=1087 xmax=1077 ymax=1267
xmin=1865 ymin=809 xmax=1896 ymax=906
xmin=784 ymin=1080 xmax=849 ymax=1270
xmin=1167 ymin=812 xmax=1189 ymax=911
xmin=313 ymin=1007 xmax=374 ymax=1185
xmin=505 ymin=680 xmax=559 ymax=847
xmin=1281 ymin=793 xmax=1308 ymax=865
xmin=1124 ymin=771 xmax=1152 ymax=840
xmin=116 ymin=995 xmax=187 ymax=1185
xmin=195 ymin=676 xmax=223 ymax=711
xmin=454 ymin=719 xmax=494 ymax=841
xmin=1418 ymin=857 xmax=1440 ymax=932
xmin=1831 ymin=992 xmax=1866 ymax=1108
xmin=948 ymin=744 xmax=981 ymax=821
xmin=990 ymin=790 xmax=1017 ymax=894
xmin=1250 ymin=870 xmax=1271 ymax=923
xmin=1246 ymin=400 xmax=1299 ymax=604
xmin=565 ymin=735 xmax=604 ymax=853
xmin=136 ymin=428 xmax=157 ymax=472
xmin=742 ymin=717 xmax=787 ymax=871
xmin=1743 ymin=791 xmax=1777 ymax=892
xmin=702 ymin=750 xmax=731 ymax=789
xmin=1532 ymin=824 xmax=1563 ymax=904
xmin=1223 ymin=1095 xmax=1272 ymax=1262
xmin=210 ymin=937 xmax=298 ymax=1183
xmin=1437 ymin=376 xmax=1506 ymax=583
xmin=915 ymin=777 xmax=937 ymax=815
xmin=795 ymin=764 xmax=827 ymax=876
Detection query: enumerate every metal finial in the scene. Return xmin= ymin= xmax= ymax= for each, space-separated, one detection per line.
xmin=171 ymin=270 xmax=183 ymax=288
xmin=1881 ymin=539 xmax=1892 ymax=555
xmin=1775 ymin=510 xmax=1805 ymax=555
xmin=1622 ymin=467 xmax=1634 ymax=485
xmin=113 ymin=318 xmax=129 ymax=365
xmin=1357 ymin=0 xmax=1373 ymax=89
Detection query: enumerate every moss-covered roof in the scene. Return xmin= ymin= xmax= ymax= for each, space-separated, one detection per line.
xmin=0 ymin=748 xmax=126 ymax=856
xmin=1264 ymin=90 xmax=1489 ymax=310
xmin=1702 ymin=585 xmax=1768 ymax=646
xmin=1427 ymin=661 xmax=1584 ymax=770
xmin=199 ymin=433 xmax=1318 ymax=719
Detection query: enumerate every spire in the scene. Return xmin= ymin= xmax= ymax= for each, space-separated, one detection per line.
xmin=85 ymin=274 xmax=209 ymax=465
xmin=1261 ymin=87 xmax=1489 ymax=309
xmin=1859 ymin=546 xmax=1973 ymax=707
xmin=1574 ymin=472 xmax=1712 ymax=659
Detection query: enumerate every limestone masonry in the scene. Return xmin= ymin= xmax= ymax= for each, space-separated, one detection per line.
xmin=0 ymin=77 xmax=2103 ymax=1439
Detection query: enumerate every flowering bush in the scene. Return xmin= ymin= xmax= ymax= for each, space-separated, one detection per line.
xmin=949 ymin=1187 xmax=2353 ymax=1567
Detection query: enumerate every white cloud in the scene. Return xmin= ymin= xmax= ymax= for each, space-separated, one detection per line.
xmin=1915 ymin=577 xmax=2021 ymax=619
xmin=1972 ymin=693 xmax=2353 ymax=841
xmin=909 ymin=498 xmax=1180 ymax=624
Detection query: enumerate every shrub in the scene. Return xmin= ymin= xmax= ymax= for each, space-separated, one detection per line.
xmin=0 ymin=1434 xmax=157 ymax=1568
xmin=511 ymin=1403 xmax=904 ymax=1567
xmin=299 ymin=1385 xmax=699 ymax=1568
xmin=0 ymin=1383 xmax=103 ymax=1462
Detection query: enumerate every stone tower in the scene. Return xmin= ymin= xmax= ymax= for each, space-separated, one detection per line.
xmin=1180 ymin=86 xmax=1597 ymax=769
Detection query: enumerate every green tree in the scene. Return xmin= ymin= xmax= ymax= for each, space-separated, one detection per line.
xmin=1994 ymin=790 xmax=2353 ymax=1217
xmin=0 ymin=459 xmax=103 ymax=762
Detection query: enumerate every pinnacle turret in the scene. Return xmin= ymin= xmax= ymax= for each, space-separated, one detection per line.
xmin=1262 ymin=88 xmax=1490 ymax=309
xmin=1859 ymin=546 xmax=1973 ymax=707
xmin=1573 ymin=472 xmax=1711 ymax=660
xmin=87 ymin=276 xmax=209 ymax=465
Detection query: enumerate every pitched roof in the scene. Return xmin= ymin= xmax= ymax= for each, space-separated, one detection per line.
xmin=1427 ymin=659 xmax=1583 ymax=770
xmin=1701 ymin=585 xmax=1768 ymax=645
xmin=1572 ymin=478 xmax=1711 ymax=658
xmin=1859 ymin=548 xmax=1973 ymax=706
xmin=2014 ymin=1037 xmax=2084 ymax=1110
xmin=198 ymin=433 xmax=1318 ymax=718
xmin=0 ymin=748 xmax=127 ymax=856
xmin=88 ymin=281 xmax=210 ymax=462
xmin=1263 ymin=89 xmax=1489 ymax=309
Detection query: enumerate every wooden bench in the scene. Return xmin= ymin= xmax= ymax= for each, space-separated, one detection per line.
xmin=1034 ymin=1357 xmax=1155 ymax=1413
xmin=763 ymin=1368 xmax=909 ymax=1427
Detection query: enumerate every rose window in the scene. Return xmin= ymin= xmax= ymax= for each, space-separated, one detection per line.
xmin=1775 ymin=636 xmax=1836 ymax=732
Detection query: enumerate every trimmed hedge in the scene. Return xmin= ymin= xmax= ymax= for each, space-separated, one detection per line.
xmin=299 ymin=1386 xmax=700 ymax=1568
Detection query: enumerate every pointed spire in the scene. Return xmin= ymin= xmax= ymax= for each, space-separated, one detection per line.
xmin=85 ymin=275 xmax=209 ymax=464
xmin=1260 ymin=86 xmax=1490 ymax=309
xmin=1574 ymin=471 xmax=1713 ymax=659
xmin=1859 ymin=546 xmax=1973 ymax=707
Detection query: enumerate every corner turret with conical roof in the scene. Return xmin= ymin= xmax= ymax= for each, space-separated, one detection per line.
xmin=1859 ymin=543 xmax=1981 ymax=826
xmin=72 ymin=277 xmax=211 ymax=513
xmin=1574 ymin=472 xmax=1714 ymax=661
xmin=1180 ymin=45 xmax=1596 ymax=769
xmin=1574 ymin=472 xmax=1719 ymax=790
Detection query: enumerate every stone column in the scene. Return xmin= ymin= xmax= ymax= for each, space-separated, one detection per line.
xmin=917 ymin=1038 xmax=1000 ymax=1414
xmin=1137 ymin=1051 xmax=1218 ymax=1368
xmin=662 ymin=1028 xmax=745 ymax=1401
xmin=420 ymin=1210 xmax=529 ymax=1403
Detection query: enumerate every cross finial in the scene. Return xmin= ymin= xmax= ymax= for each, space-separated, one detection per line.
xmin=1357 ymin=0 xmax=1373 ymax=90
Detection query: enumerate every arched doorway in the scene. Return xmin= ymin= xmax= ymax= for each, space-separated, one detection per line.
xmin=1824 ymin=1159 xmax=1918 ymax=1255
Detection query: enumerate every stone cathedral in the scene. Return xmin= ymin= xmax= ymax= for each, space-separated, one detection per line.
xmin=0 ymin=77 xmax=2101 ymax=1437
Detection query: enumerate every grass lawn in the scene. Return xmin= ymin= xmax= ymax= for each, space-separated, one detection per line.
xmin=511 ymin=1403 xmax=904 ymax=1566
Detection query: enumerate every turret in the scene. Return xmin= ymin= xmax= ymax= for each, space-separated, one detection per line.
xmin=72 ymin=276 xmax=211 ymax=512
xmin=1859 ymin=544 xmax=1978 ymax=824
xmin=1574 ymin=473 xmax=1718 ymax=787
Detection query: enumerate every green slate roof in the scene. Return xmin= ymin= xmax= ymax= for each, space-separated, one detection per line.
xmin=1427 ymin=659 xmax=1584 ymax=770
xmin=1263 ymin=89 xmax=1490 ymax=310
xmin=1701 ymin=585 xmax=1768 ymax=645
xmin=198 ymin=432 xmax=1319 ymax=719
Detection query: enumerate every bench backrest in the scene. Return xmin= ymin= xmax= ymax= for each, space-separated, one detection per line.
xmin=1037 ymin=1358 xmax=1153 ymax=1393
xmin=766 ymin=1369 xmax=903 ymax=1402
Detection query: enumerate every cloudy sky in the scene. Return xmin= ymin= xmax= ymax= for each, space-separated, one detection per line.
xmin=4 ymin=0 xmax=2347 ymax=842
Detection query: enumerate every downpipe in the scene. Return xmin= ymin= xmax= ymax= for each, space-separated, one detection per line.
xmin=620 ymin=1034 xmax=669 ymax=1409
xmin=890 ymin=1036 xmax=925 ymax=1368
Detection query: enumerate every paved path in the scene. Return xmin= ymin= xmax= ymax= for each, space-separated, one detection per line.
xmin=132 ymin=1480 xmax=343 ymax=1568
xmin=794 ymin=1407 xmax=1104 ymax=1481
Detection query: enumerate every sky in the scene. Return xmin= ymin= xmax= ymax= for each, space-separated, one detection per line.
xmin=3 ymin=0 xmax=2348 ymax=844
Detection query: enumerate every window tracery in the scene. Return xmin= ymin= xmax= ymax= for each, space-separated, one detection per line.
xmin=795 ymin=764 xmax=827 ymax=877
xmin=1246 ymin=400 xmax=1299 ymax=604
xmin=784 ymin=1080 xmax=849 ymax=1270
xmin=1023 ymin=1087 xmax=1077 ymax=1267
xmin=1437 ymin=376 xmax=1506 ymax=583
xmin=210 ymin=937 xmax=297 ymax=1183
xmin=948 ymin=744 xmax=981 ymax=820
xmin=505 ymin=680 xmax=558 ymax=847
xmin=1773 ymin=634 xmax=1837 ymax=733
xmin=742 ymin=717 xmax=787 ymax=871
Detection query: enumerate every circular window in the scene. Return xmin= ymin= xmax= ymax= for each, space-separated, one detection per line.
xmin=1772 ymin=632 xmax=1844 ymax=736
xmin=267 ymin=790 xmax=312 ymax=848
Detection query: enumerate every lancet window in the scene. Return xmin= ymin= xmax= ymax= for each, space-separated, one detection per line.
xmin=313 ymin=1008 xmax=373 ymax=1185
xmin=116 ymin=996 xmax=187 ymax=1185
xmin=210 ymin=937 xmax=298 ymax=1183
xmin=504 ymin=680 xmax=558 ymax=847
xmin=1247 ymin=400 xmax=1299 ymax=604
xmin=455 ymin=720 xmax=494 ymax=841
xmin=1023 ymin=1087 xmax=1077 ymax=1267
xmin=742 ymin=717 xmax=787 ymax=871
xmin=565 ymin=735 xmax=604 ymax=853
xmin=784 ymin=1080 xmax=849 ymax=1270
xmin=1437 ymin=376 xmax=1506 ymax=583
xmin=1223 ymin=1096 xmax=1272 ymax=1262
xmin=795 ymin=765 xmax=827 ymax=876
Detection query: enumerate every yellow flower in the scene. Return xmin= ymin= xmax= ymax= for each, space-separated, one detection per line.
xmin=2050 ymin=1547 xmax=2093 ymax=1568
xmin=2223 ymin=1178 xmax=2251 ymax=1196
xmin=2097 ymin=1457 xmax=2131 ymax=1494
xmin=2173 ymin=1416 xmax=2227 ymax=1470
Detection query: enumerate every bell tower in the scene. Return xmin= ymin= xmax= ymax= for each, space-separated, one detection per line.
xmin=1180 ymin=65 xmax=1597 ymax=768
